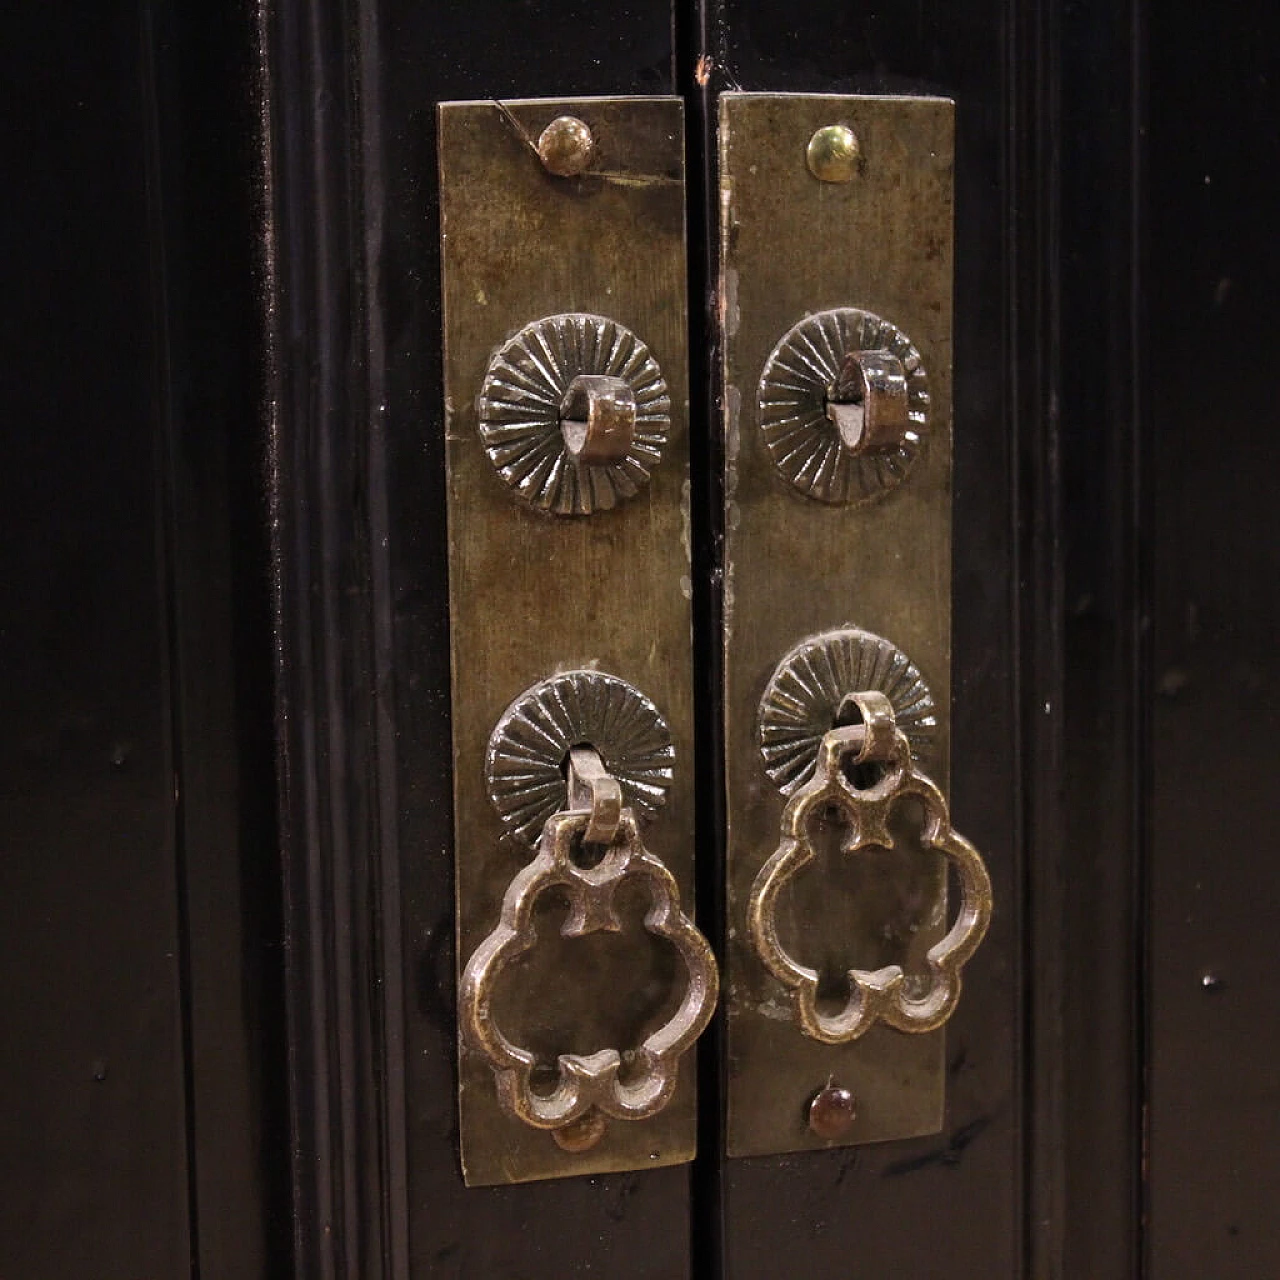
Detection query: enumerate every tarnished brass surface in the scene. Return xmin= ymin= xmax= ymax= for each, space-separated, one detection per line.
xmin=565 ymin=745 xmax=624 ymax=846
xmin=536 ymin=114 xmax=596 ymax=177
xmin=827 ymin=349 xmax=912 ymax=457
xmin=559 ymin=375 xmax=638 ymax=468
xmin=720 ymin=94 xmax=956 ymax=1157
xmin=458 ymin=806 xmax=718 ymax=1142
xmin=439 ymin=97 xmax=695 ymax=1186
xmin=485 ymin=669 xmax=675 ymax=845
xmin=749 ymin=697 xmax=992 ymax=1042
xmin=477 ymin=312 xmax=671 ymax=515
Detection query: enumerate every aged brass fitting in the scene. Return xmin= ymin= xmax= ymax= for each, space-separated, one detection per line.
xmin=806 ymin=124 xmax=860 ymax=183
xmin=559 ymin=374 xmax=637 ymax=468
xmin=825 ymin=349 xmax=912 ymax=456
xmin=537 ymin=114 xmax=596 ymax=176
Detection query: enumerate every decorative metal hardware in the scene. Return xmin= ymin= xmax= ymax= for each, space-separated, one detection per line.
xmin=807 ymin=1081 xmax=857 ymax=1139
xmin=749 ymin=690 xmax=991 ymax=1044
xmin=536 ymin=114 xmax=596 ymax=176
xmin=560 ymin=374 xmax=636 ymax=467
xmin=485 ymin=669 xmax=675 ymax=848
xmin=478 ymin=312 xmax=671 ymax=515
xmin=463 ymin=675 xmax=716 ymax=1155
xmin=806 ymin=124 xmax=860 ymax=184
xmin=758 ymin=627 xmax=938 ymax=794
xmin=459 ymin=745 xmax=718 ymax=1152
xmin=564 ymin=744 xmax=623 ymax=846
xmin=758 ymin=307 xmax=928 ymax=505
xmin=719 ymin=93 xmax=955 ymax=1158
xmin=826 ymin=348 xmax=911 ymax=457
xmin=440 ymin=96 xmax=695 ymax=1185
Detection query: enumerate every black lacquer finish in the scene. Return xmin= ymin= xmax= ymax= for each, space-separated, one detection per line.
xmin=1146 ymin=3 xmax=1280 ymax=1273
xmin=2 ymin=0 xmax=290 ymax=1276
xmin=1058 ymin=0 xmax=1145 ymax=1273
xmin=1 ymin=7 xmax=189 ymax=1273
xmin=147 ymin=0 xmax=294 ymax=1271
xmin=8 ymin=0 xmax=1277 ymax=1274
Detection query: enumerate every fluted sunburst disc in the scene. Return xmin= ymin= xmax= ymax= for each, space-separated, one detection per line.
xmin=478 ymin=313 xmax=672 ymax=515
xmin=758 ymin=308 xmax=929 ymax=505
xmin=486 ymin=671 xmax=675 ymax=845
xmin=758 ymin=628 xmax=938 ymax=794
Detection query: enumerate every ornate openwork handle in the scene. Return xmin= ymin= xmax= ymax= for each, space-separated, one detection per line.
xmin=460 ymin=753 xmax=718 ymax=1149
xmin=748 ymin=691 xmax=992 ymax=1044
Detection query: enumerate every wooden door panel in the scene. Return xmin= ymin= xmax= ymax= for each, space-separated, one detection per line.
xmin=1147 ymin=2 xmax=1280 ymax=1272
xmin=0 ymin=5 xmax=190 ymax=1274
xmin=266 ymin=0 xmax=699 ymax=1274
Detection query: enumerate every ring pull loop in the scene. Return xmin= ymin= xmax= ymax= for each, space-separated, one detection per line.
xmin=830 ymin=688 xmax=903 ymax=766
xmin=461 ymin=707 xmax=718 ymax=1154
xmin=748 ymin=695 xmax=992 ymax=1044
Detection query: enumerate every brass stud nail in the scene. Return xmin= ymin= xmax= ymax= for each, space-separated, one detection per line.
xmin=537 ymin=115 xmax=596 ymax=177
xmin=808 ymin=1081 xmax=857 ymax=1140
xmin=806 ymin=124 xmax=860 ymax=183
xmin=552 ymin=1110 xmax=608 ymax=1153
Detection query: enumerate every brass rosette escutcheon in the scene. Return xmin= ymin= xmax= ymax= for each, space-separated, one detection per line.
xmin=758 ymin=626 xmax=939 ymax=794
xmin=757 ymin=307 xmax=928 ymax=505
xmin=461 ymin=671 xmax=717 ymax=1153
xmin=485 ymin=669 xmax=674 ymax=847
xmin=748 ymin=689 xmax=991 ymax=1043
xmin=478 ymin=312 xmax=671 ymax=515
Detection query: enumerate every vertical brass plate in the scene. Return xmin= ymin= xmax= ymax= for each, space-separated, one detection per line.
xmin=720 ymin=94 xmax=955 ymax=1157
xmin=439 ymin=98 xmax=695 ymax=1186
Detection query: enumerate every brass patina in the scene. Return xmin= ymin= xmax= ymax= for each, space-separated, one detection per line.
xmin=748 ymin=695 xmax=992 ymax=1042
xmin=720 ymin=94 xmax=957 ymax=1157
xmin=458 ymin=803 xmax=718 ymax=1149
xmin=439 ymin=97 xmax=696 ymax=1186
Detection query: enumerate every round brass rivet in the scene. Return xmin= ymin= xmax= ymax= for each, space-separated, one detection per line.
xmin=537 ymin=115 xmax=596 ymax=177
xmin=808 ymin=1082 xmax=857 ymax=1139
xmin=806 ymin=124 xmax=860 ymax=183
xmin=552 ymin=1110 xmax=608 ymax=1152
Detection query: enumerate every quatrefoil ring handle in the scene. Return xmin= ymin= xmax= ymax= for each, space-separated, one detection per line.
xmin=459 ymin=804 xmax=718 ymax=1147
xmin=748 ymin=690 xmax=992 ymax=1044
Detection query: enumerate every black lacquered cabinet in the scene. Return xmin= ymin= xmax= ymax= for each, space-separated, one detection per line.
xmin=2 ymin=0 xmax=1277 ymax=1276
